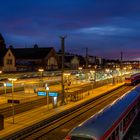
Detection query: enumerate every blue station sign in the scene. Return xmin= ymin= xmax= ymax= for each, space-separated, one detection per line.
xmin=37 ymin=91 xmax=46 ymax=96
xmin=6 ymin=83 xmax=13 ymax=87
xmin=48 ymin=92 xmax=58 ymax=97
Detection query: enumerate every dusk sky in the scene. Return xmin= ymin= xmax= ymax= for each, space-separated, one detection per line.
xmin=0 ymin=0 xmax=140 ymax=60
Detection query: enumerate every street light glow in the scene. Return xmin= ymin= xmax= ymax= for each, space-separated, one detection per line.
xmin=78 ymin=67 xmax=82 ymax=70
xmin=38 ymin=69 xmax=44 ymax=72
xmin=8 ymin=78 xmax=17 ymax=82
xmin=63 ymin=73 xmax=70 ymax=76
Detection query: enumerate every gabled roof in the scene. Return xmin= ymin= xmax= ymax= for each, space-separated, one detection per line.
xmin=11 ymin=47 xmax=54 ymax=59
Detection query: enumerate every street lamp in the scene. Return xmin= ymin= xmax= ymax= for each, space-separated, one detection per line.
xmin=8 ymin=78 xmax=17 ymax=124
xmin=38 ymin=68 xmax=44 ymax=77
xmin=45 ymin=84 xmax=49 ymax=110
xmin=38 ymin=68 xmax=44 ymax=87
xmin=78 ymin=67 xmax=82 ymax=70
xmin=3 ymin=83 xmax=6 ymax=95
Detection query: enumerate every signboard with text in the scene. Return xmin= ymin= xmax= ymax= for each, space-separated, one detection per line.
xmin=6 ymin=83 xmax=13 ymax=87
xmin=37 ymin=91 xmax=46 ymax=96
xmin=48 ymin=92 xmax=58 ymax=97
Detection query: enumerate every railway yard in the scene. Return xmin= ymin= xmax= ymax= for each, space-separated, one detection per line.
xmin=0 ymin=83 xmax=133 ymax=140
xmin=0 ymin=74 xmax=140 ymax=140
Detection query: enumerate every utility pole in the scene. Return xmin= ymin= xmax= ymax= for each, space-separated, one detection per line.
xmin=60 ymin=36 xmax=67 ymax=105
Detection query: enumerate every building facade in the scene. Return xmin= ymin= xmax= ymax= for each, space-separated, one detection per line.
xmin=0 ymin=33 xmax=59 ymax=72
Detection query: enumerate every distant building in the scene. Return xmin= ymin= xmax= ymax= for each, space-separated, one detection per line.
xmin=65 ymin=55 xmax=79 ymax=69
xmin=123 ymin=61 xmax=140 ymax=69
xmin=88 ymin=56 xmax=96 ymax=65
xmin=104 ymin=59 xmax=120 ymax=69
xmin=57 ymin=52 xmax=79 ymax=69
xmin=2 ymin=48 xmax=16 ymax=72
xmin=0 ymin=33 xmax=58 ymax=72
xmin=0 ymin=34 xmax=16 ymax=72
xmin=84 ymin=55 xmax=104 ymax=69
xmin=12 ymin=46 xmax=58 ymax=71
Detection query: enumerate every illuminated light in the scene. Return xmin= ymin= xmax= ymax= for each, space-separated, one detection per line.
xmin=8 ymin=78 xmax=17 ymax=82
xmin=78 ymin=67 xmax=82 ymax=70
xmin=38 ymin=68 xmax=44 ymax=72
xmin=63 ymin=73 xmax=70 ymax=76
xmin=65 ymin=135 xmax=71 ymax=140
xmin=88 ymin=65 xmax=91 ymax=68
xmin=105 ymin=69 xmax=110 ymax=72
xmin=53 ymin=96 xmax=57 ymax=106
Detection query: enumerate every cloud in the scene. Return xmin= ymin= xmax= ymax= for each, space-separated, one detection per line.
xmin=1 ymin=0 xmax=140 ymax=59
xmin=75 ymin=26 xmax=132 ymax=36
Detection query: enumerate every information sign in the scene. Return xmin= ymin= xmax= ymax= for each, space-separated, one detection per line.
xmin=37 ymin=91 xmax=46 ymax=96
xmin=48 ymin=92 xmax=58 ymax=97
xmin=6 ymin=83 xmax=13 ymax=87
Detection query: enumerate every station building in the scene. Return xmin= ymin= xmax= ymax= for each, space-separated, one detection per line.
xmin=0 ymin=34 xmax=58 ymax=72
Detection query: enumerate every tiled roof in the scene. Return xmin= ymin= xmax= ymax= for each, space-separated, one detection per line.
xmin=11 ymin=47 xmax=53 ymax=59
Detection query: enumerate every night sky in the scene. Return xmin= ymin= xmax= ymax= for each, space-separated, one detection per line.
xmin=0 ymin=0 xmax=140 ymax=60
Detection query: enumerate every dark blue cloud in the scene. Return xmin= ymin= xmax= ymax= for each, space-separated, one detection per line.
xmin=0 ymin=0 xmax=140 ymax=59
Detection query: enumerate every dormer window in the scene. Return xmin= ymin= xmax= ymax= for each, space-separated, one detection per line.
xmin=9 ymin=53 xmax=11 ymax=57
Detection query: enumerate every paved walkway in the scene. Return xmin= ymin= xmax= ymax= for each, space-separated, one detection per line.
xmin=0 ymin=81 xmax=87 ymax=105
xmin=0 ymin=83 xmax=124 ymax=139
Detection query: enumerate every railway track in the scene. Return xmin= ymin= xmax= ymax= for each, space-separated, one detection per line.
xmin=4 ymin=85 xmax=133 ymax=140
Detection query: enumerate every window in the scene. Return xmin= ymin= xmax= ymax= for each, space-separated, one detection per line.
xmin=7 ymin=59 xmax=12 ymax=65
xmin=120 ymin=121 xmax=123 ymax=131
xmin=112 ymin=131 xmax=115 ymax=140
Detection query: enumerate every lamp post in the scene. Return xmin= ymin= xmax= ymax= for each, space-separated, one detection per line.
xmin=45 ymin=84 xmax=49 ymax=110
xmin=4 ymin=83 xmax=6 ymax=96
xmin=8 ymin=78 xmax=17 ymax=124
xmin=38 ymin=68 xmax=44 ymax=77
xmin=38 ymin=68 xmax=44 ymax=87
